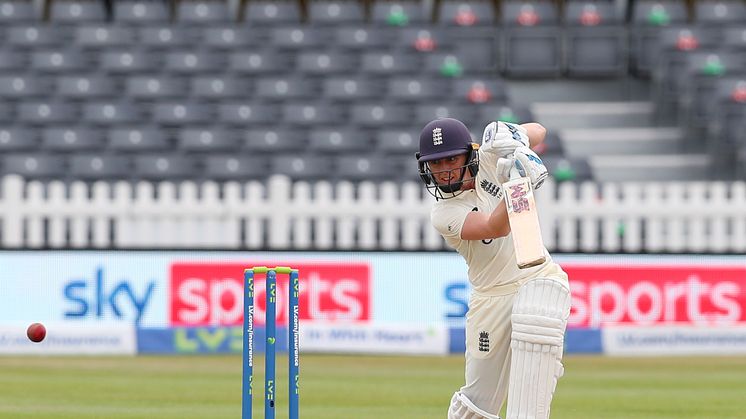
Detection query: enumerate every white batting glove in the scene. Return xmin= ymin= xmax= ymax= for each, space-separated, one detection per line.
xmin=495 ymin=146 xmax=549 ymax=190
xmin=480 ymin=121 xmax=530 ymax=158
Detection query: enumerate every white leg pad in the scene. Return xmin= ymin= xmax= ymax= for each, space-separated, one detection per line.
xmin=506 ymin=279 xmax=571 ymax=419
xmin=448 ymin=392 xmax=501 ymax=419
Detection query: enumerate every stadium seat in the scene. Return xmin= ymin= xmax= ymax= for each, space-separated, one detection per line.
xmin=83 ymin=101 xmax=142 ymax=125
xmin=31 ymin=50 xmax=90 ymax=73
xmin=564 ymin=1 xmax=627 ymax=77
xmin=204 ymin=155 xmax=268 ymax=180
xmin=2 ymin=154 xmax=66 ymax=178
xmin=69 ymin=155 xmax=132 ymax=179
xmin=0 ymin=50 xmax=26 ymax=72
xmin=152 ymin=102 xmax=213 ymax=125
xmin=500 ymin=1 xmax=562 ymax=77
xmin=0 ymin=75 xmax=52 ymax=98
xmin=361 ymin=51 xmax=421 ymax=75
xmin=243 ymin=128 xmax=305 ymax=152
xmin=126 ymin=76 xmax=189 ymax=100
xmin=308 ymin=0 xmax=365 ymax=24
xmin=376 ymin=129 xmax=418 ymax=155
xmin=652 ymin=27 xmax=721 ymax=115
xmin=164 ymin=51 xmax=225 ymax=74
xmin=0 ymin=0 xmax=37 ymax=22
xmin=270 ymin=26 xmax=330 ymax=49
xmin=218 ymin=102 xmax=281 ymax=125
xmin=351 ymin=104 xmax=413 ymax=126
xmin=5 ymin=25 xmax=68 ymax=48
xmin=49 ymin=0 xmax=106 ymax=23
xmin=243 ymin=0 xmax=301 ymax=25
xmin=396 ymin=27 xmax=450 ymax=52
xmin=113 ymin=1 xmax=171 ymax=24
xmin=452 ymin=78 xmax=509 ymax=104
xmin=134 ymin=155 xmax=199 ymax=179
xmin=100 ymin=50 xmax=160 ymax=74
xmin=680 ymin=53 xmax=746 ymax=130
xmin=190 ymin=76 xmax=251 ymax=100
xmin=323 ymin=76 xmax=384 ymax=100
xmin=296 ymin=51 xmax=358 ymax=74
xmin=414 ymin=104 xmax=477 ymax=127
xmin=371 ymin=1 xmax=427 ymax=26
xmin=270 ymin=155 xmax=333 ymax=179
xmin=694 ymin=1 xmax=746 ymax=26
xmin=55 ymin=74 xmax=115 ymax=100
xmin=138 ymin=27 xmax=196 ymax=49
xmin=74 ymin=25 xmax=136 ymax=49
xmin=177 ymin=128 xmax=240 ymax=152
xmin=108 ymin=127 xmax=170 ymax=151
xmin=282 ymin=103 xmax=343 ymax=126
xmin=18 ymin=101 xmax=78 ymax=125
xmin=532 ymin=131 xmax=564 ymax=156
xmin=333 ymin=27 xmax=394 ymax=49
xmin=424 ymin=51 xmax=493 ymax=75
xmin=201 ymin=26 xmax=262 ymax=49
xmin=334 ymin=155 xmax=394 ymax=180
xmin=228 ymin=50 xmax=292 ymax=74
xmin=0 ymin=103 xmax=14 ymax=123
xmin=176 ymin=0 xmax=232 ymax=24
xmin=255 ymin=76 xmax=317 ymax=100
xmin=309 ymin=128 xmax=371 ymax=152
xmin=388 ymin=77 xmax=444 ymax=101
xmin=0 ymin=127 xmax=40 ymax=151
xmin=437 ymin=0 xmax=495 ymax=27
xmin=41 ymin=127 xmax=105 ymax=151
xmin=724 ymin=27 xmax=746 ymax=51
xmin=630 ymin=0 xmax=689 ymax=76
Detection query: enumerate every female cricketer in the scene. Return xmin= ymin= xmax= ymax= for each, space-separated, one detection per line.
xmin=416 ymin=118 xmax=571 ymax=419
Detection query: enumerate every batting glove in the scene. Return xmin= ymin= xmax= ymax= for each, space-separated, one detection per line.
xmin=495 ymin=146 xmax=548 ymax=190
xmin=480 ymin=121 xmax=530 ymax=158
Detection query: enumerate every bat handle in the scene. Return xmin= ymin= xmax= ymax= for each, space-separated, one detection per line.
xmin=509 ymin=155 xmax=523 ymax=180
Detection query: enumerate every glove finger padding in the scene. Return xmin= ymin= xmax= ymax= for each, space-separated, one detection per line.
xmin=496 ymin=157 xmax=514 ymax=185
xmin=513 ymin=146 xmax=548 ymax=190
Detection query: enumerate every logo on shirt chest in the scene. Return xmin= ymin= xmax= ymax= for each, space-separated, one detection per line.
xmin=480 ymin=179 xmax=501 ymax=198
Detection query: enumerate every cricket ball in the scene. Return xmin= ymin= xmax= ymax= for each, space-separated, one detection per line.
xmin=27 ymin=323 xmax=46 ymax=343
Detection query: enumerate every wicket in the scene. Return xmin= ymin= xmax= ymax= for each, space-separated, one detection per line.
xmin=242 ymin=267 xmax=300 ymax=419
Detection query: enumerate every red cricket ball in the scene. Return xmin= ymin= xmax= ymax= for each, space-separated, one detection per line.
xmin=27 ymin=323 xmax=46 ymax=343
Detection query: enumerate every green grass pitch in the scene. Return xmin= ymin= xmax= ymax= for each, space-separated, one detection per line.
xmin=1 ymin=354 xmax=745 ymax=418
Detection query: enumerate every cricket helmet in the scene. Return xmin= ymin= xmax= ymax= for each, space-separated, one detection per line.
xmin=415 ymin=118 xmax=480 ymax=199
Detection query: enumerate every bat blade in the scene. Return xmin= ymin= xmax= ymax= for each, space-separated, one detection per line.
xmin=503 ymin=176 xmax=546 ymax=269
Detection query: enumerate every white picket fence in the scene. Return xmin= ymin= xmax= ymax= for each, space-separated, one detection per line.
xmin=0 ymin=174 xmax=745 ymax=252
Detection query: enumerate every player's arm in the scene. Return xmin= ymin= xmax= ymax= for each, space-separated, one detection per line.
xmin=460 ymin=200 xmax=511 ymax=240
xmin=521 ymin=123 xmax=547 ymax=149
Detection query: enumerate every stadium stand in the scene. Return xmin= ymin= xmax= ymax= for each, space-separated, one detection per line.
xmin=0 ymin=0 xmax=743 ymax=185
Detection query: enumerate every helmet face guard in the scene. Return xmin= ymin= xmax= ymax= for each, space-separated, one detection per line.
xmin=416 ymin=144 xmax=479 ymax=200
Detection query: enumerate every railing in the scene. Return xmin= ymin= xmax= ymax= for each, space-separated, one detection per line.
xmin=0 ymin=175 xmax=744 ymax=253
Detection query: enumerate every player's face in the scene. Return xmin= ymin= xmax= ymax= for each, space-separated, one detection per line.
xmin=428 ymin=153 xmax=473 ymax=186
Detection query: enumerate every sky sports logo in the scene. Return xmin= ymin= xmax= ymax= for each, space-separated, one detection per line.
xmin=169 ymin=263 xmax=371 ymax=326
xmin=565 ymin=265 xmax=746 ymax=328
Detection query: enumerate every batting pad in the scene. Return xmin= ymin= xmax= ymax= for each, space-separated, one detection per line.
xmin=448 ymin=392 xmax=501 ymax=419
xmin=506 ymin=278 xmax=571 ymax=419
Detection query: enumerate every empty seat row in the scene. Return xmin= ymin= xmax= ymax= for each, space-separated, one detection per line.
xmin=0 ymin=153 xmax=419 ymax=181
xmin=0 ymin=74 xmax=508 ymax=103
xmin=0 ymin=48 xmax=491 ymax=75
xmin=0 ymin=126 xmax=419 ymax=153
xmin=0 ymin=101 xmax=531 ymax=127
xmin=0 ymin=24 xmax=481 ymax=51
xmin=3 ymin=0 xmax=743 ymax=28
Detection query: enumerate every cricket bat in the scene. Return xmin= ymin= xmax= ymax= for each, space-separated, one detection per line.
xmin=503 ymin=167 xmax=546 ymax=269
